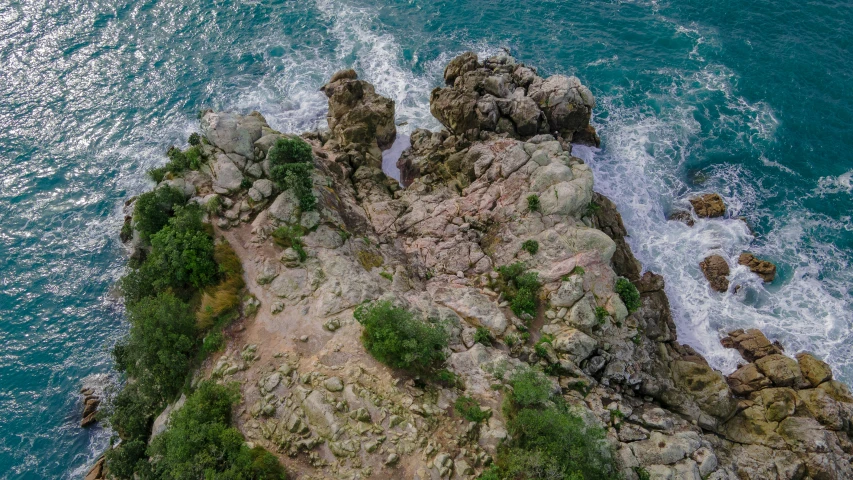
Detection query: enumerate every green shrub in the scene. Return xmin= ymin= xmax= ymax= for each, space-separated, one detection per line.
xmin=455 ymin=395 xmax=491 ymax=423
xmin=354 ymin=301 xmax=448 ymax=377
xmin=272 ymin=225 xmax=307 ymax=262
xmin=473 ymin=327 xmax=492 ymax=346
xmin=595 ymin=306 xmax=608 ymax=325
xmin=492 ymin=263 xmax=542 ymax=319
xmin=133 ymin=186 xmax=187 ymax=240
xmin=197 ymin=242 xmax=245 ymax=330
xmin=112 ymin=293 xmax=197 ymax=400
xmin=506 ymin=368 xmax=553 ymax=409
xmin=380 ymin=271 xmax=393 ymax=281
xmin=146 ymin=205 xmax=218 ymax=291
xmin=188 ymin=132 xmax=201 ymax=146
xmin=201 ymin=330 xmax=225 ymax=357
xmin=186 ymin=146 xmax=202 ymax=170
xmin=527 ymin=194 xmax=540 ymax=212
xmin=493 ymin=368 xmax=620 ymax=480
xmin=521 ymin=239 xmax=539 ymax=255
xmin=615 ymin=277 xmax=641 ymax=313
xmin=147 ymin=381 xmax=287 ymax=479
xmin=635 ymin=467 xmax=651 ymax=480
xmin=534 ymin=334 xmax=554 ymax=358
xmin=268 ymin=138 xmax=316 ymax=211
xmin=206 ymin=195 xmax=222 ymax=216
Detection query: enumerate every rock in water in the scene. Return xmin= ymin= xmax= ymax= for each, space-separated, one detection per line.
xmin=700 ymin=254 xmax=730 ymax=292
xmin=320 ymin=70 xmax=396 ymax=156
xmin=738 ymin=252 xmax=777 ymax=282
xmin=689 ymin=193 xmax=726 ymax=218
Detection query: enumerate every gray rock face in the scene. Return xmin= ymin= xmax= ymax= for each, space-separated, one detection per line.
xmin=268 ymin=190 xmax=300 ymax=224
xmin=527 ymin=75 xmax=595 ymax=138
xmin=211 ymin=153 xmax=244 ymax=193
xmin=201 ymin=111 xmax=268 ymax=159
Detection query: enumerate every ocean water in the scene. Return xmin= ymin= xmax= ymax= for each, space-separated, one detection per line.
xmin=1 ymin=0 xmax=851 ymax=477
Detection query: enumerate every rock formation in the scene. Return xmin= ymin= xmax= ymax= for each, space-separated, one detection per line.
xmin=689 ymin=193 xmax=726 ymax=218
xmin=700 ymin=254 xmax=731 ymax=292
xmin=739 ymin=252 xmax=777 ymax=283
xmin=122 ymin=53 xmax=853 ymax=480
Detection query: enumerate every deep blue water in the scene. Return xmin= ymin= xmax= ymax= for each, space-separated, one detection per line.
xmin=1 ymin=0 xmax=851 ymax=477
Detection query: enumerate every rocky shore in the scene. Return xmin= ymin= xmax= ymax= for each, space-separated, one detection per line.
xmin=110 ymin=53 xmax=853 ymax=479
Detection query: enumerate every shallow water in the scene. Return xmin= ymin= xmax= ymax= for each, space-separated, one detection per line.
xmin=1 ymin=0 xmax=851 ymax=477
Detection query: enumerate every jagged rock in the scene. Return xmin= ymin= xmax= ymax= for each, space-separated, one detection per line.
xmin=150 ymin=394 xmax=186 ymax=439
xmin=796 ymin=352 xmax=833 ymax=387
xmin=321 ymin=70 xmax=396 ymax=153
xmin=738 ymin=253 xmax=777 ymax=283
xmin=444 ymin=51 xmax=479 ymax=85
xmin=629 ymin=431 xmax=701 ymax=466
xmin=721 ymin=329 xmax=783 ymax=363
xmin=552 ymin=328 xmax=597 ymax=363
xmin=252 ymin=178 xmax=275 ymax=199
xmin=700 ymin=255 xmax=730 ymax=292
xmin=689 ymin=193 xmax=726 ymax=218
xmin=527 ymin=74 xmax=595 ymax=138
xmin=727 ymin=363 xmax=773 ymax=396
xmin=755 ymin=354 xmax=804 ymax=388
xmin=84 ymin=456 xmax=105 ymax=480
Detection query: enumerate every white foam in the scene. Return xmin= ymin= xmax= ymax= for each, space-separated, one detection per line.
xmin=586 ymin=86 xmax=853 ymax=382
xmin=381 ymin=134 xmax=410 ymax=182
xmin=816 ymin=170 xmax=853 ymax=196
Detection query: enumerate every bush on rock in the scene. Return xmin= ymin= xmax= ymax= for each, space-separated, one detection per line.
xmin=354 ymin=301 xmax=449 ymax=377
xmin=268 ymin=137 xmax=316 ymax=211
xmin=615 ymin=277 xmax=640 ymax=313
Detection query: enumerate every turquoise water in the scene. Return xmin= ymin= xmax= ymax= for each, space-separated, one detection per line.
xmin=1 ymin=0 xmax=851 ymax=477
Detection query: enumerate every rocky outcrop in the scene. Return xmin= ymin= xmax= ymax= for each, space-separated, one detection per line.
xmin=84 ymin=455 xmax=106 ymax=480
xmin=321 ymin=69 xmax=396 ymax=169
xmin=142 ymin=54 xmax=853 ymax=480
xmin=700 ymin=254 xmax=730 ymax=292
xmin=739 ymin=252 xmax=777 ymax=283
xmin=689 ymin=193 xmax=726 ymax=218
xmin=79 ymin=383 xmax=103 ymax=428
xmin=429 ymin=51 xmax=597 ymax=143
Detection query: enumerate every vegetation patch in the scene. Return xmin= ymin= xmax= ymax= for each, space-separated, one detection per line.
xmin=354 ymin=301 xmax=449 ymax=378
xmin=196 ymin=242 xmax=246 ymax=330
xmin=473 ymin=327 xmax=492 ymax=346
xmin=132 ymin=186 xmax=187 ymax=240
xmin=268 ymin=137 xmax=316 ymax=211
xmin=595 ymin=306 xmax=609 ymax=325
xmin=491 ymin=262 xmax=542 ymax=319
xmin=272 ymin=225 xmax=307 ymax=262
xmin=526 ymin=194 xmax=540 ymax=212
xmin=615 ymin=277 xmax=641 ymax=313
xmin=146 ymin=381 xmax=286 ymax=479
xmin=521 ymin=239 xmax=539 ymax=255
xmin=486 ymin=367 xmax=619 ymax=480
xmin=454 ymin=395 xmax=491 ymax=423
xmin=147 ymin=144 xmax=203 ymax=183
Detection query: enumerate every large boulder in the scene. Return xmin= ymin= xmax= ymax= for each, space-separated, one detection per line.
xmin=211 ymin=153 xmax=244 ymax=194
xmin=321 ymin=70 xmax=396 ymax=152
xmin=700 ymin=255 xmax=730 ymax=292
xmin=796 ymin=352 xmax=833 ymax=387
xmin=201 ymin=111 xmax=267 ymax=159
xmin=671 ymin=360 xmax=737 ymax=420
xmin=721 ymin=329 xmax=783 ymax=363
xmin=444 ymin=52 xmax=479 ymax=85
xmin=689 ymin=193 xmax=726 ymax=218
